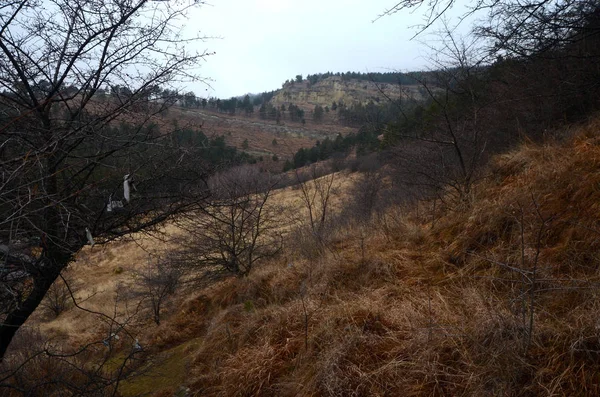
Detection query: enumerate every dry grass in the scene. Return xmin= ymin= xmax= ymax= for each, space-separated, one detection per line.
xmin=169 ymin=116 xmax=600 ymax=396
xmin=172 ymin=106 xmax=357 ymax=162
xmin=15 ymin=115 xmax=600 ymax=395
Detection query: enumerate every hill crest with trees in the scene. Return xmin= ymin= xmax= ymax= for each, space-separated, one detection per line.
xmin=271 ymin=74 xmax=426 ymax=111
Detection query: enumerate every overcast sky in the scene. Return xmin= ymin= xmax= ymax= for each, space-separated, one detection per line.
xmin=184 ymin=0 xmax=451 ymax=98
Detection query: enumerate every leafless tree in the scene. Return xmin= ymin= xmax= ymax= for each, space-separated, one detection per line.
xmin=0 ymin=0 xmax=211 ymax=362
xmin=388 ymin=25 xmax=493 ymax=204
xmin=294 ymin=165 xmax=336 ymax=246
xmin=345 ymin=155 xmax=384 ymax=223
xmin=134 ymin=257 xmax=182 ymax=325
xmin=380 ymin=0 xmax=600 ymax=122
xmin=467 ymin=195 xmax=562 ymax=353
xmin=1 ymin=283 xmax=146 ymax=395
xmin=379 ymin=0 xmax=599 ymax=49
xmin=474 ymin=0 xmax=600 ymax=59
xmin=384 ymin=0 xmax=600 ymax=204
xmin=40 ymin=269 xmax=79 ymax=318
xmin=174 ymin=166 xmax=282 ymax=279
xmin=283 ymin=164 xmax=339 ymax=262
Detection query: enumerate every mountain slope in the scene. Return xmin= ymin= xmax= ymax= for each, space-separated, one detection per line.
xmin=14 ymin=116 xmax=600 ymax=396
xmin=162 ymin=116 xmax=600 ymax=395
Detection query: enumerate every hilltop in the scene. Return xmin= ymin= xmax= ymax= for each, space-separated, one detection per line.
xmin=271 ymin=75 xmax=424 ymax=111
xmin=180 ymin=71 xmax=427 ymax=168
xmin=156 ymin=72 xmax=424 ymax=169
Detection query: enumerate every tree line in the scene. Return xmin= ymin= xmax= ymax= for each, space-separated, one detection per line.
xmin=284 ymin=128 xmax=380 ymax=171
xmin=281 ymin=71 xmax=439 ymax=87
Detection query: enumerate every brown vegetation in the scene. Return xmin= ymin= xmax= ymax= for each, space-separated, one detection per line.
xmin=163 ymin=116 xmax=600 ymax=396
xmin=172 ymin=106 xmax=357 ymax=162
xmin=8 ymin=116 xmax=600 ymax=395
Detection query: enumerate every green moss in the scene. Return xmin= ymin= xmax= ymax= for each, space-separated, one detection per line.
xmin=118 ymin=338 xmax=202 ymax=396
xmin=243 ymin=300 xmax=255 ymax=312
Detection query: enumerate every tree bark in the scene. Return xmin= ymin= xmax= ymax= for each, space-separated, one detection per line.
xmin=0 ymin=265 xmax=62 ymax=361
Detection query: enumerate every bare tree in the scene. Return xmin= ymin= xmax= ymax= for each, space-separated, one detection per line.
xmin=134 ymin=257 xmax=182 ymax=325
xmin=40 ymin=269 xmax=79 ymax=318
xmin=1 ymin=283 xmax=146 ymax=395
xmin=474 ymin=0 xmax=600 ymax=59
xmin=294 ymin=164 xmax=336 ymax=246
xmin=0 ymin=0 xmax=211 ymax=361
xmin=346 ymin=155 xmax=384 ymax=222
xmin=388 ymin=25 xmax=493 ymax=204
xmin=466 ymin=195 xmax=562 ymax=353
xmin=384 ymin=1 xmax=600 ymax=204
xmin=379 ymin=0 xmax=599 ymax=47
xmin=175 ymin=166 xmax=282 ymax=279
xmin=379 ymin=0 xmax=600 ymax=124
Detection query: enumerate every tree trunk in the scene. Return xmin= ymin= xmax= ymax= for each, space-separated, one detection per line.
xmin=0 ymin=267 xmax=61 ymax=361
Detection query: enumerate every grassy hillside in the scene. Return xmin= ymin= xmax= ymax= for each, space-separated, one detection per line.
xmin=174 ymin=106 xmax=356 ymax=161
xmin=12 ymin=116 xmax=600 ymax=395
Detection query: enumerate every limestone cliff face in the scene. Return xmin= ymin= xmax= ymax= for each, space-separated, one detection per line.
xmin=270 ymin=76 xmax=423 ymax=109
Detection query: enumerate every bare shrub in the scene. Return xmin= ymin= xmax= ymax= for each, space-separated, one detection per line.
xmin=292 ymin=165 xmax=336 ymax=256
xmin=1 ymin=299 xmax=145 ymax=395
xmin=134 ymin=258 xmax=183 ymax=325
xmin=175 ymin=165 xmax=282 ymax=279
xmin=345 ymin=156 xmax=385 ymax=224
xmin=40 ymin=271 xmax=79 ymax=318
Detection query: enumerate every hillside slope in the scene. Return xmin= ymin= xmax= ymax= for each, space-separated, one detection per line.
xmin=144 ymin=117 xmax=600 ymax=396
xmin=12 ymin=117 xmax=600 ymax=395
xmin=175 ymin=106 xmax=356 ymax=157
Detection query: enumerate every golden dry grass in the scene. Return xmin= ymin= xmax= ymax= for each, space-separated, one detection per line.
xmin=27 ymin=224 xmax=186 ymax=350
xmin=20 ymin=115 xmax=600 ymax=396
